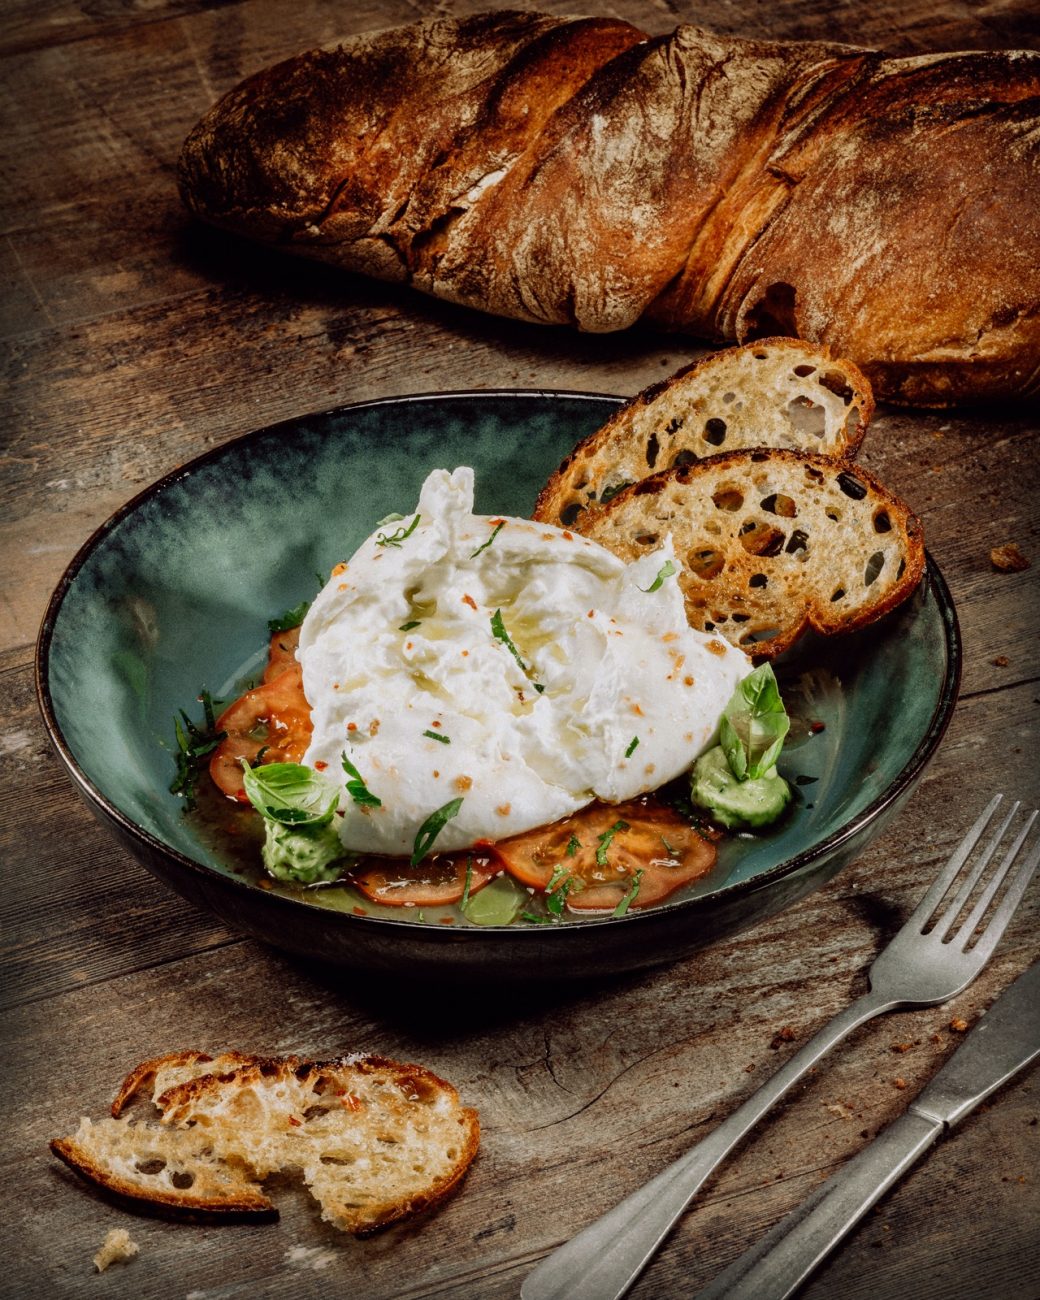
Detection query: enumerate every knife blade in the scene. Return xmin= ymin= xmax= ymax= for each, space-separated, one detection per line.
xmin=694 ymin=960 xmax=1040 ymax=1300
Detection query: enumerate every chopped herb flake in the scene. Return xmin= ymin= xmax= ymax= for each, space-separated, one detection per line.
xmin=566 ymin=834 xmax=581 ymax=857
xmin=423 ymin=729 xmax=451 ymax=744
xmin=613 ymin=869 xmax=644 ymax=918
xmin=399 ymin=620 xmax=422 ymax=632
xmin=595 ymin=819 xmax=630 ymax=867
xmin=341 ymin=752 xmax=382 ymax=808
xmin=460 ymin=857 xmax=474 ymax=911
xmin=599 ymin=479 xmax=633 ymax=504
xmin=376 ymin=513 xmax=420 ymax=548
xmin=470 ymin=520 xmax=505 ymax=558
xmin=640 ymin=559 xmax=677 ymax=593
xmin=170 ymin=690 xmax=225 ymax=809
xmin=545 ymin=879 xmax=571 ymax=917
xmin=490 ymin=609 xmax=545 ymax=694
xmin=268 ymin=600 xmax=310 ymax=633
xmin=625 ymin=736 xmax=640 ymax=758
xmin=546 ymin=864 xmax=570 ymax=894
xmin=411 ymin=797 xmax=464 ymax=866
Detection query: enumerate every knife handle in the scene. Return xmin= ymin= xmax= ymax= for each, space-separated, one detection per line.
xmin=693 ymin=1110 xmax=943 ymax=1300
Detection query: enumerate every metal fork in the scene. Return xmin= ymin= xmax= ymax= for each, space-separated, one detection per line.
xmin=521 ymin=794 xmax=1039 ymax=1300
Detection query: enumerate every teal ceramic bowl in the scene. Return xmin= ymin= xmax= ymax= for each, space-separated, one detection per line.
xmin=37 ymin=393 xmax=960 ymax=980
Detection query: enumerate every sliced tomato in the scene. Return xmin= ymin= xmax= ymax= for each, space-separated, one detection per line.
xmin=496 ymin=800 xmax=717 ymax=912
xmin=348 ymin=850 xmax=499 ymax=908
xmin=263 ymin=625 xmax=301 ymax=683
xmin=209 ymin=662 xmax=313 ymax=802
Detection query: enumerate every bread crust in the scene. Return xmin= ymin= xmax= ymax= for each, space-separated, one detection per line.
xmin=179 ymin=14 xmax=1040 ymax=406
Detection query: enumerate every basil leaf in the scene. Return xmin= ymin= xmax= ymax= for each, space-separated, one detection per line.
xmin=341 ymin=752 xmax=382 ymax=808
xmin=241 ymin=761 xmax=339 ymax=828
xmin=595 ymin=819 xmax=630 ymax=866
xmin=720 ymin=663 xmax=790 ymax=781
xmin=613 ymin=869 xmax=644 ymax=918
xmin=470 ymin=520 xmax=505 ymax=558
xmin=376 ymin=513 xmax=420 ymax=548
xmin=639 ymin=559 xmax=676 ymax=594
xmin=268 ymin=600 xmax=310 ymax=633
xmin=411 ymin=797 xmax=464 ymax=866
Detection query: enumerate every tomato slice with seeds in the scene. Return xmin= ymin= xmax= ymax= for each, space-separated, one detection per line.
xmin=348 ymin=850 xmax=500 ymax=907
xmin=496 ymin=800 xmax=716 ymax=911
xmin=209 ymin=662 xmax=313 ymax=802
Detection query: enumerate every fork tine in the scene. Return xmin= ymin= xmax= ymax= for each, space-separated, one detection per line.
xmin=906 ymin=793 xmax=1004 ymax=932
xmin=951 ymin=809 xmax=1039 ymax=946
xmin=930 ymin=799 xmax=1020 ymax=943
xmin=964 ymin=829 xmax=1040 ymax=965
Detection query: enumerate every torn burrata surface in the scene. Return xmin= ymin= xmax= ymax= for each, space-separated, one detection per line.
xmin=298 ymin=467 xmax=749 ymax=855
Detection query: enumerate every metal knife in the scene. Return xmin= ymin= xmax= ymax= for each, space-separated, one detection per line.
xmin=694 ymin=960 xmax=1040 ymax=1300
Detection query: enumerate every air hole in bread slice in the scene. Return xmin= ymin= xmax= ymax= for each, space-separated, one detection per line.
xmin=739 ymin=521 xmax=786 ymax=557
xmin=646 ymin=433 xmax=660 ymax=469
xmin=749 ymin=573 xmax=768 ymax=588
xmin=786 ymin=396 xmax=826 ymax=439
xmin=170 ymin=1170 xmax=195 ymax=1189
xmin=712 ymin=487 xmax=743 ymax=512
xmin=672 ymin=449 xmax=697 ymax=470
xmin=560 ymin=503 xmax=584 ymax=527
xmin=761 ymin=493 xmax=797 ymax=518
xmin=864 ymin=551 xmax=885 ymax=587
xmin=634 ymin=532 xmax=658 ymax=547
xmin=740 ymin=626 xmax=784 ymax=647
xmin=136 ymin=1158 xmax=166 ymax=1175
xmin=731 ymin=613 xmax=750 ymax=623
xmin=704 ymin=418 xmax=727 ymax=446
xmin=688 ymin=548 xmax=725 ymax=580
xmin=825 ymin=509 xmax=841 ymax=523
xmin=838 ymin=471 xmax=868 ymax=500
xmin=831 ymin=587 xmax=846 ymax=602
xmin=793 ymin=364 xmax=816 ymax=378
xmin=873 ymin=509 xmax=891 ymax=533
xmin=821 ymin=370 xmax=855 ymax=404
xmin=785 ymin=529 xmax=810 ymax=557
xmin=722 ymin=391 xmax=736 ymax=404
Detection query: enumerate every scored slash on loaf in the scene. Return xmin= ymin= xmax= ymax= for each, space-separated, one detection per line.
xmin=178 ymin=11 xmax=1040 ymax=407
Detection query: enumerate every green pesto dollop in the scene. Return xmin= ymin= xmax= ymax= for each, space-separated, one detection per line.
xmin=691 ymin=745 xmax=791 ymax=830
xmin=262 ymin=813 xmax=347 ymax=885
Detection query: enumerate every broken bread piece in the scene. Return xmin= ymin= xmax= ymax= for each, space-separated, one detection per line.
xmin=582 ymin=449 xmax=924 ymax=659
xmin=52 ymin=1050 xmax=480 ymax=1235
xmin=535 ymin=340 xmax=873 ymax=527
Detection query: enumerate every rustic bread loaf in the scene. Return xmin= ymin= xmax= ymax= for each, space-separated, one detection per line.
xmin=52 ymin=1050 xmax=480 ymax=1235
xmin=535 ymin=339 xmax=873 ymax=527
xmin=178 ymin=12 xmax=1040 ymax=407
xmin=581 ymin=450 xmax=925 ymax=658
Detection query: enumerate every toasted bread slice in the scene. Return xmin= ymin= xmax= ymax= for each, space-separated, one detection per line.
xmin=535 ymin=340 xmax=873 ymax=527
xmin=582 ymin=449 xmax=924 ymax=659
xmin=50 ymin=1117 xmax=275 ymax=1219
xmin=53 ymin=1050 xmax=480 ymax=1236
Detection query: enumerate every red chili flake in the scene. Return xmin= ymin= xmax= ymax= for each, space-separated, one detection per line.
xmin=430 ymin=720 xmax=442 ymax=728
xmin=288 ymin=1116 xmax=301 ymax=1127
xmin=339 ymin=1093 xmax=363 ymax=1111
xmin=810 ymin=721 xmax=826 ymax=734
xmin=439 ymin=916 xmax=455 ymax=925
xmin=562 ymin=530 xmax=574 ymax=540
xmin=314 ymin=760 xmax=328 ymax=771
xmin=489 ymin=517 xmax=506 ymax=526
xmin=352 ymin=906 xmax=367 ymax=917
xmin=331 ymin=562 xmax=347 ymax=576
xmin=462 ymin=593 xmax=478 ymax=610
xmin=347 ymin=722 xmax=358 ymax=732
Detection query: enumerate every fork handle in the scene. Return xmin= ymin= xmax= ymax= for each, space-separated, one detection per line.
xmin=520 ymin=987 xmax=898 ymax=1300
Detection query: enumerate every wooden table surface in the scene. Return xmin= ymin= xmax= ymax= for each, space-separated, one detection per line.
xmin=3 ymin=2 xmax=1038 ymax=1296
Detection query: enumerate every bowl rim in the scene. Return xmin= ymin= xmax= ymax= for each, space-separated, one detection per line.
xmin=35 ymin=388 xmax=963 ymax=942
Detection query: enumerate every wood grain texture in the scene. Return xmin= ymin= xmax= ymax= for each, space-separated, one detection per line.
xmin=1 ymin=1 xmax=1038 ymax=1296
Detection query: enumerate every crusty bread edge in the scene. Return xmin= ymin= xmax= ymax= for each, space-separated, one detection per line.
xmin=534 ymin=338 xmax=875 ymax=525
xmin=49 ymin=1136 xmax=278 ymax=1221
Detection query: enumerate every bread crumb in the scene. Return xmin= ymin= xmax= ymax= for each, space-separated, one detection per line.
xmin=769 ymin=1026 xmax=796 ymax=1050
xmin=826 ymin=1102 xmax=853 ymax=1119
xmin=893 ymin=1078 xmax=907 ymax=1090
xmin=93 ymin=1228 xmax=138 ymax=1273
xmin=950 ymin=1017 xmax=969 ymax=1032
xmin=891 ymin=1042 xmax=913 ymax=1053
xmin=991 ymin=655 xmax=1010 ymax=667
xmin=990 ymin=543 xmax=1030 ymax=572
